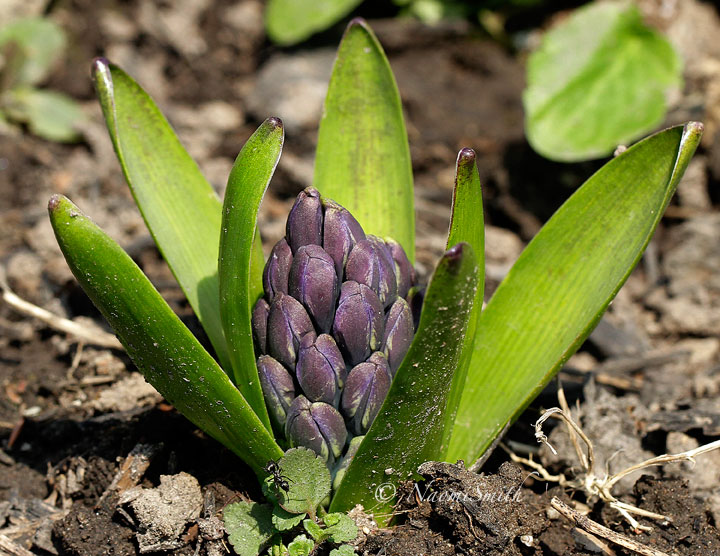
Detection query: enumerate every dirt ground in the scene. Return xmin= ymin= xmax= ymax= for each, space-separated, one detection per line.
xmin=2 ymin=1 xmax=720 ymax=555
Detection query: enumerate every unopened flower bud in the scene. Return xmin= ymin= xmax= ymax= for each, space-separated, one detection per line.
xmin=267 ymin=293 xmax=315 ymax=369
xmin=332 ymin=281 xmax=384 ymax=366
xmin=252 ymin=298 xmax=270 ymax=354
xmin=262 ymin=238 xmax=292 ymax=303
xmin=286 ymin=187 xmax=323 ymax=254
xmin=366 ymin=235 xmax=398 ymax=307
xmin=323 ymin=199 xmax=366 ymax=279
xmin=288 ymin=245 xmax=338 ymax=333
xmin=386 ymin=238 xmax=414 ymax=299
xmin=257 ymin=355 xmax=295 ymax=430
xmin=382 ymin=298 xmax=413 ymax=375
xmin=296 ymin=333 xmax=346 ymax=405
xmin=285 ymin=395 xmax=347 ymax=464
xmin=342 ymin=352 xmax=391 ymax=435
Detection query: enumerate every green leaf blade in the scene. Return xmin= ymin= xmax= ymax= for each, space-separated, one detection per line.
xmin=265 ymin=0 xmax=363 ymax=46
xmin=447 ymin=123 xmax=703 ymax=464
xmin=314 ymin=19 xmax=415 ymax=261
xmin=224 ymin=502 xmax=275 ymax=556
xmin=219 ymin=117 xmax=284 ymax=432
xmin=92 ymin=59 xmax=232 ymax=370
xmin=524 ymin=2 xmax=682 ymax=161
xmin=49 ymin=195 xmax=283 ymax=473
xmin=330 ymin=243 xmax=479 ymax=519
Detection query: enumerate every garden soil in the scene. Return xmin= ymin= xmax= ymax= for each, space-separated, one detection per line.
xmin=2 ymin=1 xmax=720 ymax=555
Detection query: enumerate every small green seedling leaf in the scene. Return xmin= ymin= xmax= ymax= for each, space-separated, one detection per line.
xmin=314 ymin=18 xmax=415 ymax=261
xmin=224 ymin=502 xmax=274 ymax=556
xmin=0 ymin=17 xmax=65 ymax=86
xmin=219 ymin=117 xmax=284 ymax=431
xmin=272 ymin=505 xmax=305 ymax=532
xmin=447 ymin=123 xmax=703 ymax=464
xmin=302 ymin=519 xmax=323 ymax=541
xmin=287 ymin=535 xmax=315 ymax=556
xmin=273 ymin=448 xmax=331 ymax=517
xmin=265 ymin=0 xmax=363 ymax=46
xmin=329 ymin=545 xmax=357 ymax=556
xmin=322 ymin=513 xmax=357 ymax=543
xmin=330 ymin=243 xmax=478 ymax=520
xmin=524 ymin=2 xmax=682 ymax=161
xmin=3 ymin=87 xmax=82 ymax=142
xmin=48 ymin=195 xmax=283 ymax=473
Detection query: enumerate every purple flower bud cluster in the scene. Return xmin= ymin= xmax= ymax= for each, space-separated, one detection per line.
xmin=252 ymin=187 xmax=416 ymax=466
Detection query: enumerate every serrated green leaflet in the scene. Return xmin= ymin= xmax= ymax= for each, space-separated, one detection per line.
xmin=330 ymin=243 xmax=478 ymax=520
xmin=447 ymin=123 xmax=703 ymax=464
xmin=93 ymin=59 xmax=263 ymax=374
xmin=524 ymin=2 xmax=682 ymax=161
xmin=440 ymin=148 xmax=485 ymax=454
xmin=224 ymin=502 xmax=274 ymax=556
xmin=219 ymin=117 xmax=284 ymax=432
xmin=265 ymin=0 xmax=362 ymax=46
xmin=274 ymin=448 xmax=331 ymax=518
xmin=314 ymin=19 xmax=415 ymax=262
xmin=272 ymin=506 xmax=305 ymax=531
xmin=49 ymin=195 xmax=283 ymax=473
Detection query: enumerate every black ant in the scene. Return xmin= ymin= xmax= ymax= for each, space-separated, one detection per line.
xmin=264 ymin=459 xmax=292 ymax=492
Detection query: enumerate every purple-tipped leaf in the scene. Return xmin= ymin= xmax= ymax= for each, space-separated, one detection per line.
xmin=332 ymin=281 xmax=385 ymax=366
xmin=258 ymin=355 xmax=296 ymax=430
xmin=382 ymin=298 xmax=413 ymax=375
xmin=289 ymin=244 xmax=339 ymax=333
xmin=267 ymin=293 xmax=316 ymax=369
xmin=341 ymin=352 xmax=391 ymax=435
xmin=286 ymin=187 xmax=323 ymax=254
xmin=263 ymin=238 xmax=293 ymax=303
xmin=296 ymin=333 xmax=346 ymax=405
xmin=322 ymin=199 xmax=366 ymax=279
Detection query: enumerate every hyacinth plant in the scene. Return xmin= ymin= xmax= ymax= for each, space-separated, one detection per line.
xmin=48 ymin=18 xmax=702 ymax=525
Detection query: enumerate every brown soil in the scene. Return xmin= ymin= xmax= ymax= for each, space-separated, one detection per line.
xmin=2 ymin=1 xmax=720 ymax=555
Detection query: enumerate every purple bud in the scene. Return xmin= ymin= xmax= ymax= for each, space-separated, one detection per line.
xmin=406 ymin=286 xmax=425 ymax=331
xmin=382 ymin=298 xmax=414 ymax=376
xmin=251 ymin=298 xmax=270 ymax=353
xmin=341 ymin=352 xmax=391 ymax=435
xmin=257 ymin=355 xmax=295 ymax=430
xmin=286 ymin=187 xmax=323 ymax=254
xmin=285 ymin=395 xmax=347 ymax=464
xmin=262 ymin=238 xmax=293 ymax=303
xmin=322 ymin=199 xmax=366 ymax=279
xmin=386 ymin=238 xmax=415 ymax=299
xmin=332 ymin=281 xmax=385 ymax=366
xmin=297 ymin=333 xmax=346 ymax=405
xmin=366 ymin=235 xmax=398 ymax=308
xmin=344 ymin=239 xmax=379 ymax=292
xmin=288 ymin=245 xmax=339 ymax=333
xmin=267 ymin=293 xmax=316 ymax=369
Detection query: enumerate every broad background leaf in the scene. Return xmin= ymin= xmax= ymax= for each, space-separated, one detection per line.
xmin=330 ymin=243 xmax=478 ymax=520
xmin=524 ymin=2 xmax=682 ymax=161
xmin=4 ymin=87 xmax=83 ymax=142
xmin=314 ymin=19 xmax=415 ymax=262
xmin=0 ymin=17 xmax=65 ymax=86
xmin=447 ymin=123 xmax=702 ymax=464
xmin=265 ymin=0 xmax=363 ymax=46
xmin=49 ymin=195 xmax=283 ymax=473
xmin=219 ymin=118 xmax=284 ymax=432
xmin=224 ymin=502 xmax=274 ymax=556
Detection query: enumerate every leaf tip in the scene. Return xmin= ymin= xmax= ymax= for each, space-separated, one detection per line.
xmin=683 ymin=121 xmax=704 ymax=142
xmin=347 ymin=17 xmax=368 ymax=29
xmin=48 ymin=194 xmax=63 ymax=213
xmin=266 ymin=116 xmax=283 ymax=130
xmin=457 ymin=148 xmax=476 ymax=166
xmin=91 ymin=57 xmax=111 ymax=81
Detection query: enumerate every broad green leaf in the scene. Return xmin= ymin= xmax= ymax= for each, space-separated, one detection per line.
xmin=330 ymin=243 xmax=478 ymax=520
xmin=49 ymin=195 xmax=283 ymax=473
xmin=322 ymin=513 xmax=357 ymax=543
xmin=268 ymin=448 xmax=331 ymax=518
xmin=272 ymin=506 xmax=305 ymax=531
xmin=287 ymin=535 xmax=315 ymax=556
xmin=447 ymin=123 xmax=703 ymax=464
xmin=314 ymin=19 xmax=415 ymax=262
xmin=219 ymin=117 xmax=284 ymax=431
xmin=440 ymin=148 xmax=485 ymax=454
xmin=4 ymin=87 xmax=82 ymax=142
xmin=0 ymin=17 xmax=65 ymax=86
xmin=224 ymin=502 xmax=274 ymax=556
xmin=93 ymin=59 xmax=265 ymax=374
xmin=524 ymin=2 xmax=682 ymax=161
xmin=265 ymin=0 xmax=363 ymax=46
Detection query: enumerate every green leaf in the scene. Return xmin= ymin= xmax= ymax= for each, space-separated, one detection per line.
xmin=287 ymin=534 xmax=315 ymax=556
xmin=93 ymin=58 xmax=255 ymax=373
xmin=48 ymin=195 xmax=283 ymax=473
xmin=272 ymin=506 xmax=305 ymax=532
xmin=330 ymin=243 xmax=479 ymax=520
xmin=524 ymin=2 xmax=682 ymax=161
xmin=0 ymin=17 xmax=65 ymax=86
xmin=3 ymin=87 xmax=83 ymax=142
xmin=219 ymin=117 xmax=284 ymax=431
xmin=302 ymin=518 xmax=323 ymax=541
xmin=329 ymin=546 xmax=357 ymax=556
xmin=440 ymin=148 xmax=485 ymax=454
xmin=314 ymin=18 xmax=415 ymax=262
xmin=224 ymin=502 xmax=274 ymax=556
xmin=265 ymin=0 xmax=363 ymax=46
xmin=323 ymin=513 xmax=357 ymax=543
xmin=272 ymin=448 xmax=331 ymax=518
xmin=447 ymin=122 xmax=703 ymax=463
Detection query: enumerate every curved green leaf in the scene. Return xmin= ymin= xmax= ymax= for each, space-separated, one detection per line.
xmin=524 ymin=2 xmax=682 ymax=161
xmin=49 ymin=195 xmax=283 ymax=473
xmin=265 ymin=0 xmax=363 ymax=46
xmin=219 ymin=117 xmax=284 ymax=431
xmin=329 ymin=243 xmax=478 ymax=520
xmin=314 ymin=18 xmax=415 ymax=262
xmin=440 ymin=148 xmax=485 ymax=452
xmin=447 ymin=123 xmax=703 ymax=464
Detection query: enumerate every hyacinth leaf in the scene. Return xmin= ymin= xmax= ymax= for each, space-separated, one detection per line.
xmin=219 ymin=117 xmax=284 ymax=431
xmin=268 ymin=448 xmax=331 ymax=519
xmin=265 ymin=0 xmax=363 ymax=46
xmin=314 ymin=18 xmax=415 ymax=262
xmin=224 ymin=502 xmax=274 ymax=556
xmin=447 ymin=123 xmax=703 ymax=464
xmin=49 ymin=195 xmax=283 ymax=474
xmin=330 ymin=243 xmax=478 ymax=519
xmin=440 ymin=148 xmax=485 ymax=451
xmin=93 ymin=59 xmax=263 ymax=372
